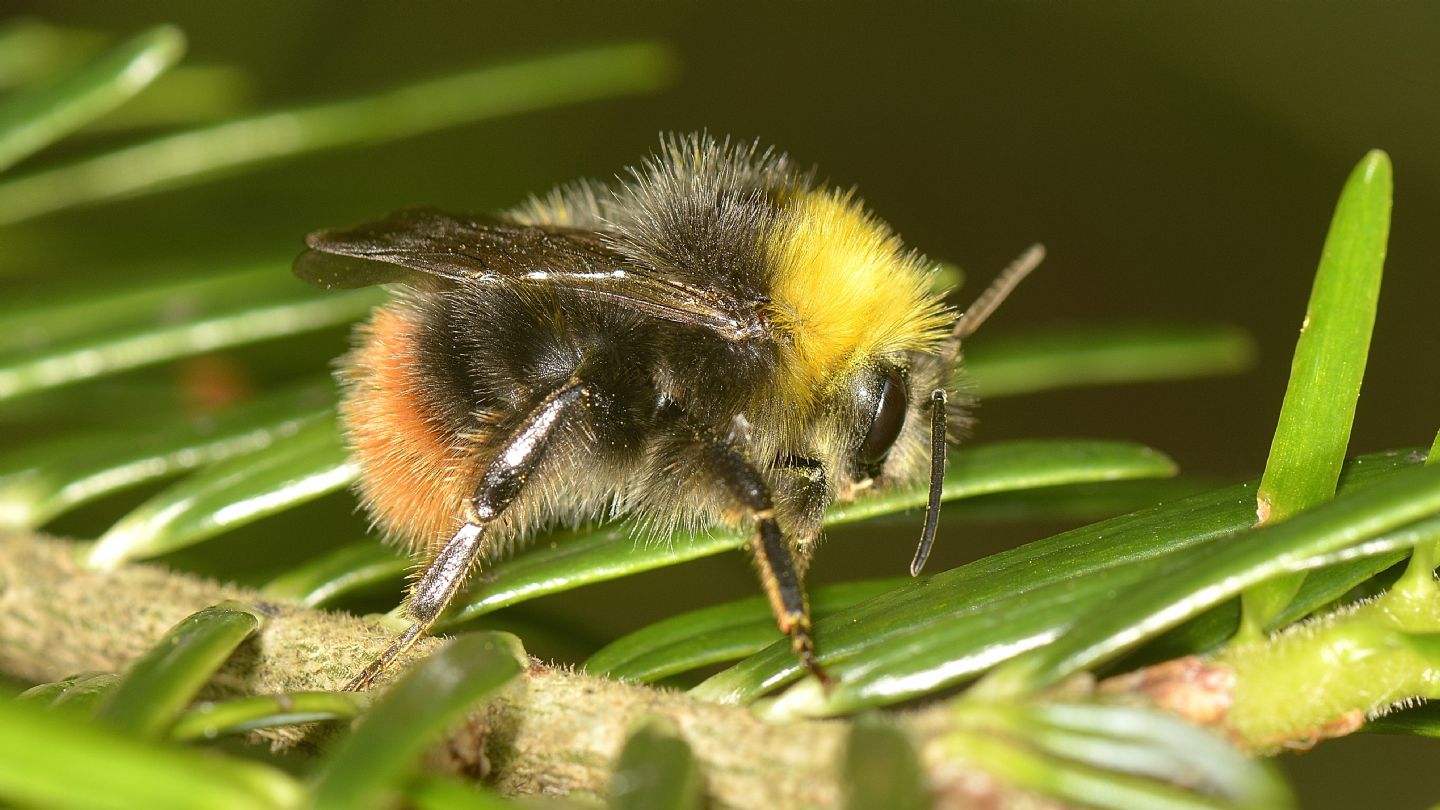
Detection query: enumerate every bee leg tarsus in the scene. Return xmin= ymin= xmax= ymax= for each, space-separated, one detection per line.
xmin=343 ymin=521 xmax=486 ymax=690
xmin=752 ymin=516 xmax=824 ymax=682
xmin=343 ymin=622 xmax=425 ymax=692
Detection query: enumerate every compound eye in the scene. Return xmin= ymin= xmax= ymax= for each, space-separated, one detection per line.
xmin=859 ymin=366 xmax=908 ymax=465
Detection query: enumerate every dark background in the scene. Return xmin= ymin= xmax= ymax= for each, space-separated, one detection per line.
xmin=7 ymin=4 xmax=1439 ymax=807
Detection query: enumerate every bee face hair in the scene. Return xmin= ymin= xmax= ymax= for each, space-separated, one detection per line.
xmin=297 ymin=133 xmax=1033 ymax=689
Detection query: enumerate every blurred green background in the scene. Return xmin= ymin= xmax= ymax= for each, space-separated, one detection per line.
xmin=4 ymin=4 xmax=1438 ymax=807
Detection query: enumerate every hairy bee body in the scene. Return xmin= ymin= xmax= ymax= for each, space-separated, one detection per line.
xmin=297 ymin=135 xmax=1003 ymax=688
xmin=341 ymin=138 xmax=954 ymax=557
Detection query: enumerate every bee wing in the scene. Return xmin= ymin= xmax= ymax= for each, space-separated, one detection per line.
xmin=295 ymin=206 xmax=765 ymax=341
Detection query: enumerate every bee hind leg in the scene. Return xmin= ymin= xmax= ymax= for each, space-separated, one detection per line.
xmin=344 ymin=377 xmax=595 ymax=691
xmin=343 ymin=521 xmax=486 ymax=691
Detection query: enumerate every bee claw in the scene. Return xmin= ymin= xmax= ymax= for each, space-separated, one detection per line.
xmin=342 ymin=662 xmax=384 ymax=692
xmin=807 ymin=656 xmax=836 ymax=691
xmin=343 ymin=623 xmax=426 ymax=691
xmin=790 ymin=627 xmax=834 ymax=689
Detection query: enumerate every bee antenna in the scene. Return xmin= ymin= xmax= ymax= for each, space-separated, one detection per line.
xmin=918 ymin=245 xmax=1044 ymax=575
xmin=941 ymin=244 xmax=1045 ymax=369
xmin=910 ymin=388 xmax=948 ymax=576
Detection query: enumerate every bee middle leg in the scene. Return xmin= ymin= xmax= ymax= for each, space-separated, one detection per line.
xmin=698 ymin=435 xmax=831 ymax=685
xmin=344 ymin=377 xmax=594 ymax=691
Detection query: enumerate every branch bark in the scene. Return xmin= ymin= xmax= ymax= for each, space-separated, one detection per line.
xmin=0 ymin=531 xmax=1056 ymax=810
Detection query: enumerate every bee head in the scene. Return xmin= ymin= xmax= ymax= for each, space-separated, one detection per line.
xmin=814 ymin=247 xmax=1044 ymax=577
xmin=756 ymin=173 xmax=1042 ymax=575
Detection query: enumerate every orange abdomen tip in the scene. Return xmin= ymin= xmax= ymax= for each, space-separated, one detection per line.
xmin=342 ymin=305 xmax=473 ymax=553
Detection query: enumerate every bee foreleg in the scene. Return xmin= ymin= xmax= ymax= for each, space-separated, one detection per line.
xmin=700 ymin=436 xmax=831 ymax=686
xmin=345 ymin=377 xmax=595 ymax=691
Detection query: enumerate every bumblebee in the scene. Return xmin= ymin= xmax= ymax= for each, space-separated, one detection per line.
xmin=295 ymin=134 xmax=1039 ymax=690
